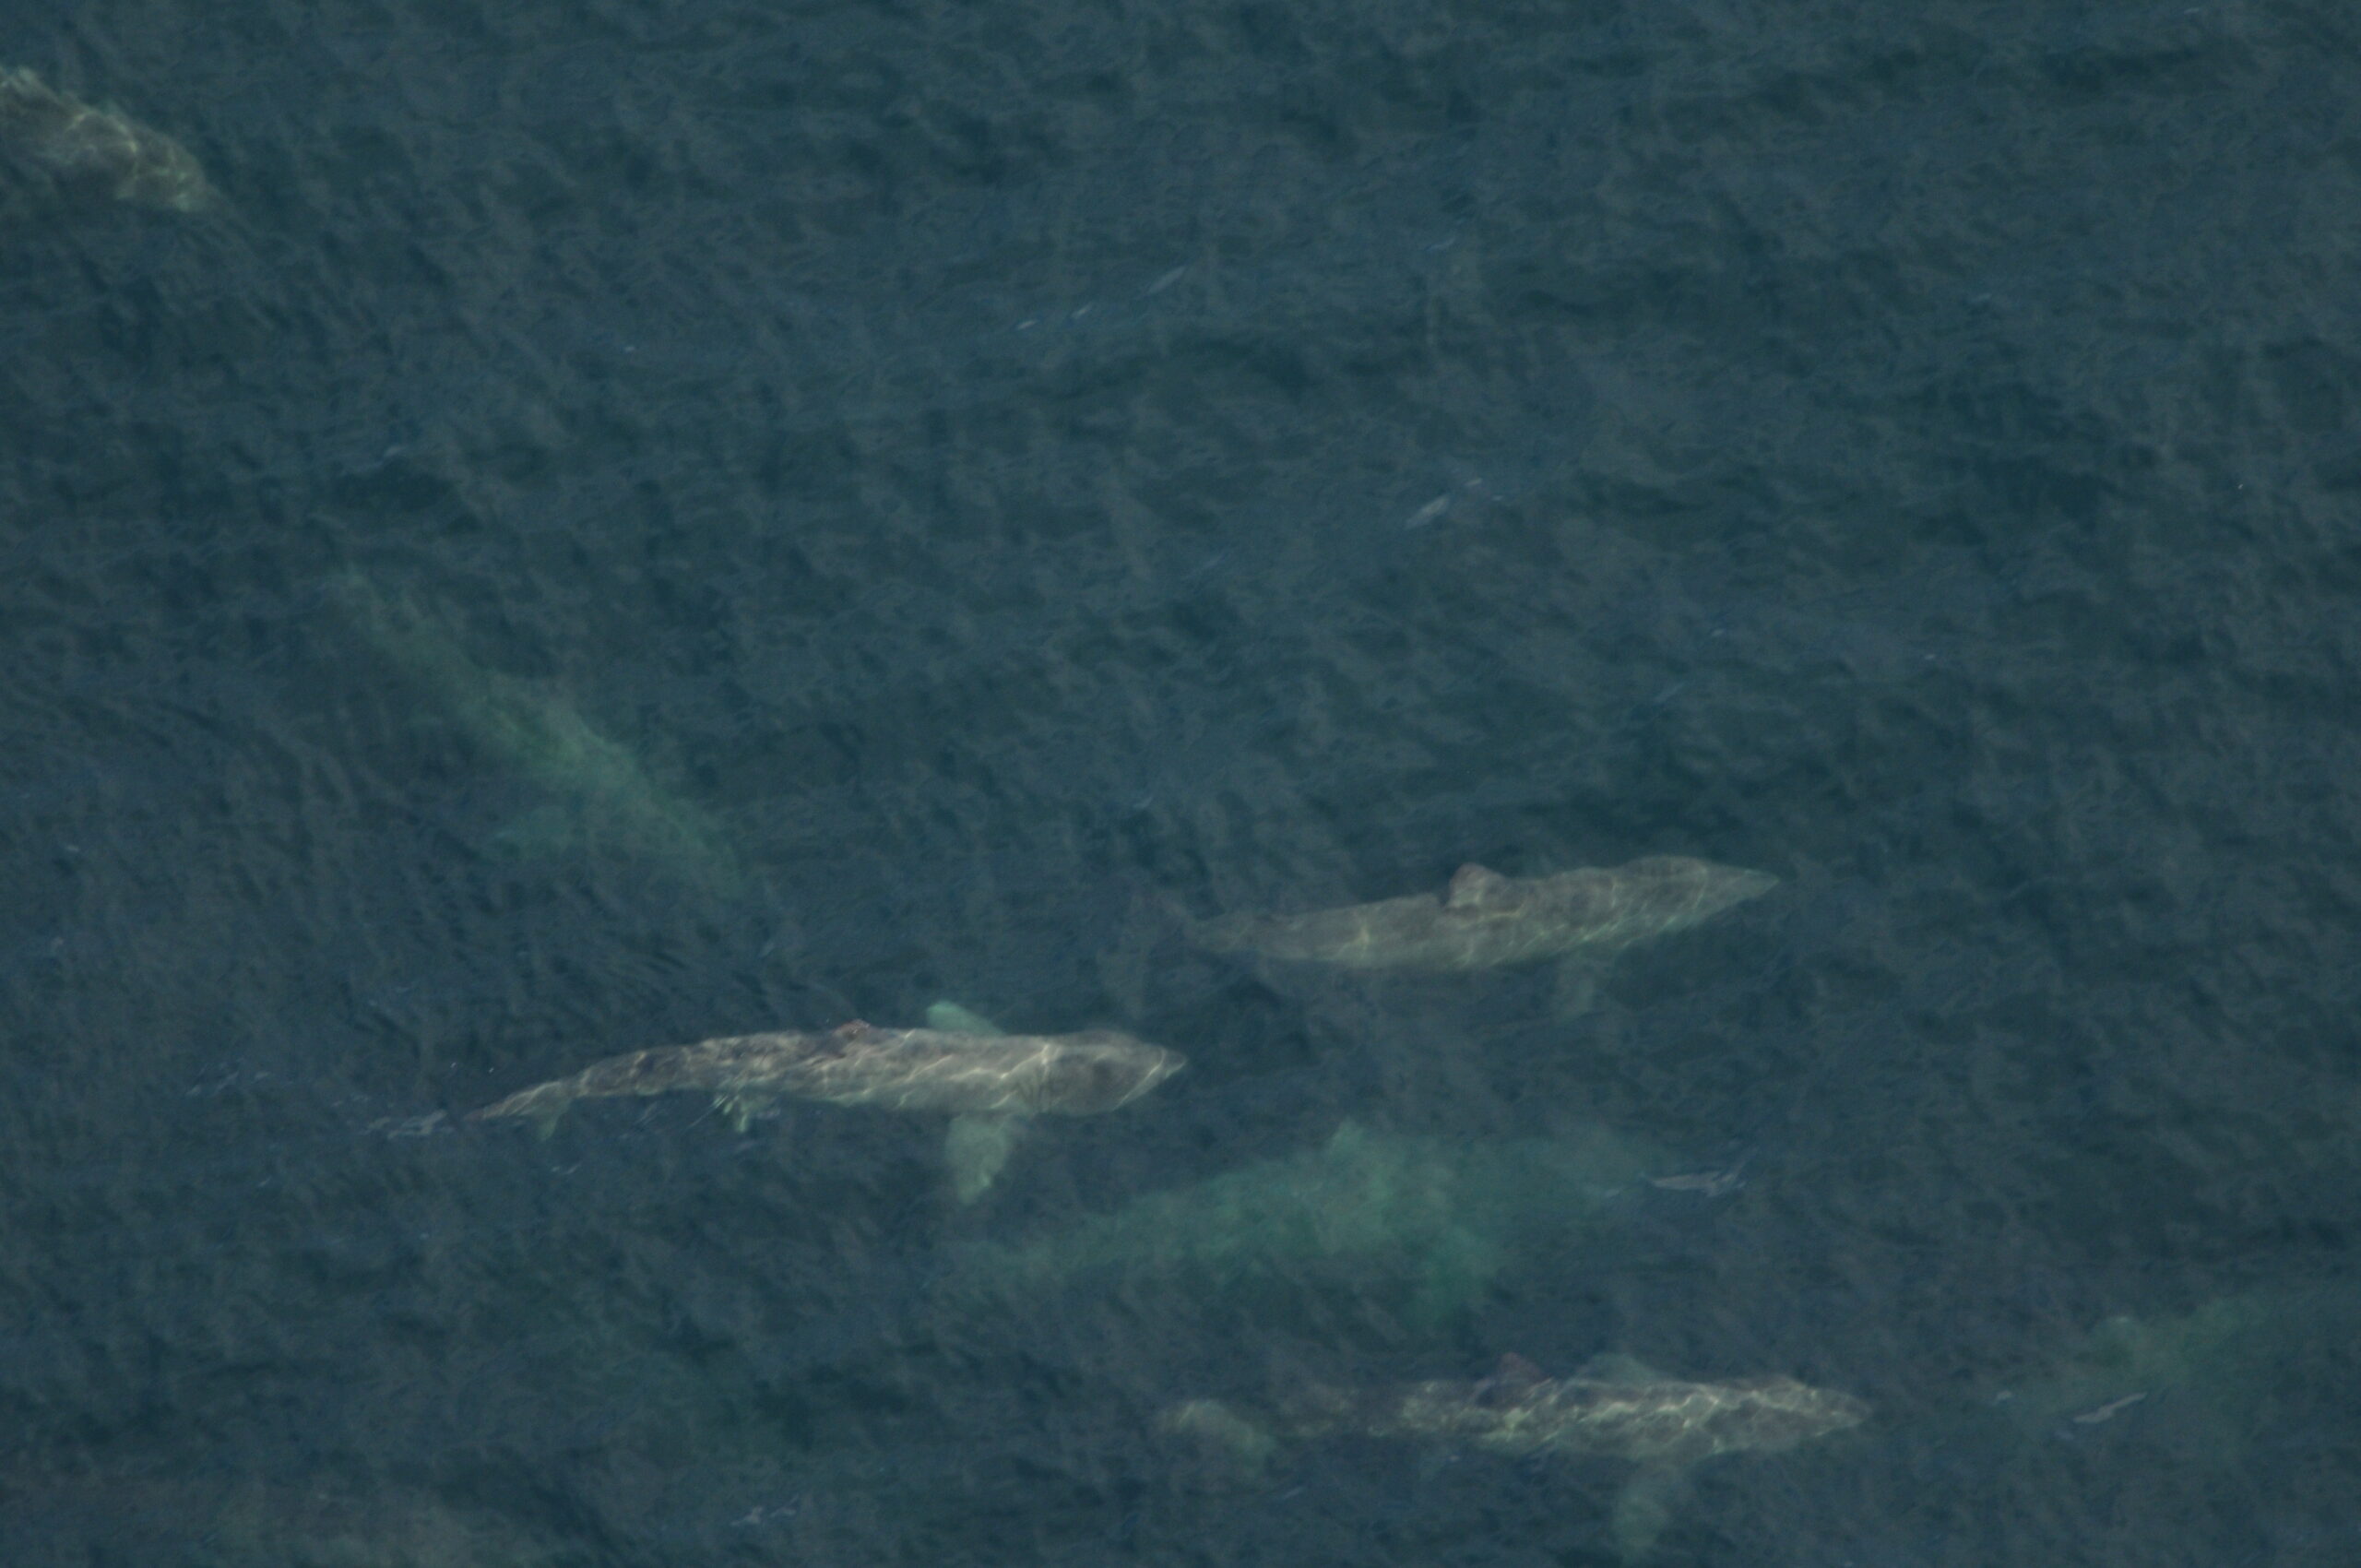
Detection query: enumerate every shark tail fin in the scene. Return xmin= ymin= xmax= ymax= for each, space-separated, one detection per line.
xmin=469 ymin=1083 xmax=572 ymax=1140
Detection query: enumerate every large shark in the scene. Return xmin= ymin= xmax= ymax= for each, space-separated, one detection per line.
xmin=0 ymin=66 xmax=216 ymax=212
xmin=943 ymin=1120 xmax=1658 ymax=1324
xmin=1192 ymin=856 xmax=1776 ymax=1013
xmin=334 ymin=575 xmax=744 ymax=895
xmin=472 ymin=1004 xmax=1185 ymax=1202
xmin=1196 ymin=856 xmax=1778 ymax=973
xmin=1169 ymin=1352 xmax=1868 ymax=1560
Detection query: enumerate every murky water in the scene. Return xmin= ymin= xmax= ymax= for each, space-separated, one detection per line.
xmin=5 ymin=1 xmax=2359 ymax=1563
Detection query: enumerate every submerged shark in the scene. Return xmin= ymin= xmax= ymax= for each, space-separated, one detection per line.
xmin=0 ymin=66 xmax=216 ymax=212
xmin=1196 ymin=856 xmax=1777 ymax=974
xmin=1192 ymin=856 xmax=1777 ymax=1014
xmin=472 ymin=1004 xmax=1185 ymax=1202
xmin=944 ymin=1120 xmax=1658 ymax=1324
xmin=334 ymin=575 xmax=743 ymax=894
xmin=1981 ymin=1289 xmax=2322 ymax=1456
xmin=1170 ymin=1352 xmax=1868 ymax=1560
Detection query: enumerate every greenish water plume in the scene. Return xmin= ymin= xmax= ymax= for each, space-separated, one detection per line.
xmin=943 ymin=1121 xmax=1658 ymax=1326
xmin=334 ymin=574 xmax=744 ymax=896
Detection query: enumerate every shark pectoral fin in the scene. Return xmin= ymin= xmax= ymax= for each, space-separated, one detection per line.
xmin=946 ymin=1112 xmax=1026 ymax=1204
xmin=1576 ymin=1352 xmax=1667 ymax=1384
xmin=1610 ymin=1463 xmax=1692 ymax=1563
xmin=924 ymin=1002 xmax=1007 ymax=1038
xmin=716 ymin=1089 xmax=776 ymax=1133
xmin=1549 ymin=956 xmax=1606 ymax=1020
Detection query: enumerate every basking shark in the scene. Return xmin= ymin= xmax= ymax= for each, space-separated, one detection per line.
xmin=1196 ymin=856 xmax=1777 ymax=973
xmin=334 ymin=575 xmax=743 ymax=894
xmin=0 ymin=66 xmax=216 ymax=212
xmin=1192 ymin=856 xmax=1777 ymax=1013
xmin=1979 ymin=1289 xmax=2331 ymax=1459
xmin=472 ymin=1004 xmax=1184 ymax=1202
xmin=1170 ymin=1352 xmax=1867 ymax=1560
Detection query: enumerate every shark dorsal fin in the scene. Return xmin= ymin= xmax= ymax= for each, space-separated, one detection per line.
xmin=1445 ymin=864 xmax=1513 ymax=909
xmin=1489 ymin=1352 xmax=1548 ymax=1388
xmin=925 ymin=1001 xmax=1008 ymax=1038
xmin=1576 ymin=1352 xmax=1667 ymax=1384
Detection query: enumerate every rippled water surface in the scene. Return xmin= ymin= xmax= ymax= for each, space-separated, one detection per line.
xmin=5 ymin=1 xmax=2360 ymax=1563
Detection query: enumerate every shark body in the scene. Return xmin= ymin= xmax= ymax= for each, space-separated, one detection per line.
xmin=1194 ymin=857 xmax=1777 ymax=974
xmin=473 ymin=1011 xmax=1184 ymax=1201
xmin=0 ymin=66 xmax=215 ymax=211
xmin=1172 ymin=1352 xmax=1866 ymax=1559
xmin=1278 ymin=1353 xmax=1869 ymax=1464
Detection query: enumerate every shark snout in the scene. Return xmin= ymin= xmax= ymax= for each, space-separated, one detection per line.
xmin=1718 ymin=867 xmax=1781 ymax=909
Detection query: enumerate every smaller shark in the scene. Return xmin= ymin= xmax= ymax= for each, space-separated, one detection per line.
xmin=1192 ymin=856 xmax=1776 ymax=1013
xmin=472 ymin=1004 xmax=1184 ymax=1202
xmin=0 ymin=66 xmax=216 ymax=212
xmin=1169 ymin=1352 xmax=1866 ymax=1561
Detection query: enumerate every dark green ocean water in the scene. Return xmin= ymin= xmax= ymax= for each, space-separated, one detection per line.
xmin=5 ymin=1 xmax=2359 ymax=1562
